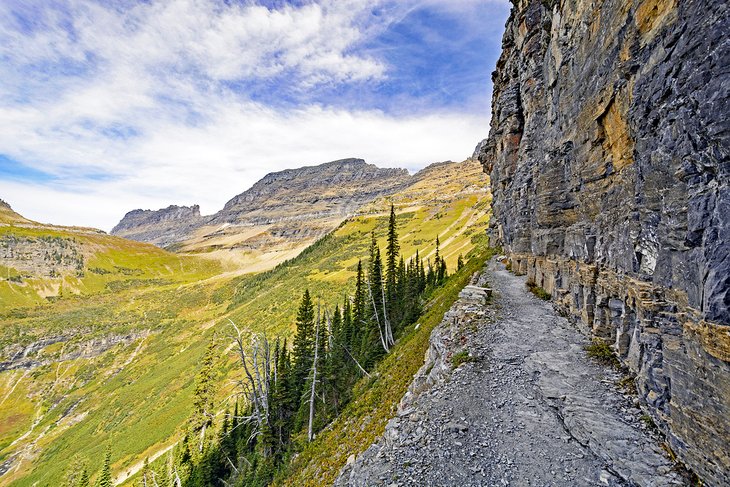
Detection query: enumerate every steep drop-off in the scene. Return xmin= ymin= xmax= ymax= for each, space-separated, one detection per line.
xmin=478 ymin=0 xmax=728 ymax=483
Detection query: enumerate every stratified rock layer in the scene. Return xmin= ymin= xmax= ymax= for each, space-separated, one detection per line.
xmin=478 ymin=0 xmax=729 ymax=484
xmin=111 ymin=205 xmax=203 ymax=248
xmin=111 ymin=159 xmax=410 ymax=249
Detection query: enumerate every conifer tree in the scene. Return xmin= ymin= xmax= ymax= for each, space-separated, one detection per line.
xmin=362 ymin=236 xmax=390 ymax=365
xmin=323 ymin=305 xmax=348 ymax=416
xmin=352 ymin=260 xmax=366 ymax=357
xmin=141 ymin=457 xmax=149 ymax=487
xmin=341 ymin=297 xmax=353 ymax=352
xmin=291 ymin=289 xmax=315 ymax=429
xmin=191 ymin=342 xmax=216 ymax=452
xmin=385 ymin=204 xmax=400 ymax=323
xmin=77 ymin=467 xmax=90 ymax=487
xmin=394 ymin=255 xmax=406 ymax=327
xmin=96 ymin=447 xmax=112 ymax=487
xmin=271 ymin=338 xmax=293 ymax=455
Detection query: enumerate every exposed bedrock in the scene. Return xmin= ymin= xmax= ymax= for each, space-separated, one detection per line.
xmin=478 ymin=0 xmax=729 ymax=484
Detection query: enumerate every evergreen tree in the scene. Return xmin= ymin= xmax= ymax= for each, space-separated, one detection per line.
xmin=140 ymin=457 xmax=150 ymax=487
xmin=394 ymin=255 xmax=407 ymax=328
xmin=96 ymin=447 xmax=112 ymax=487
xmin=363 ymin=236 xmax=387 ymax=366
xmin=385 ymin=204 xmax=400 ymax=324
xmin=418 ymin=254 xmax=427 ymax=293
xmin=352 ymin=260 xmax=366 ymax=359
xmin=77 ymin=467 xmax=90 ymax=487
xmin=291 ymin=290 xmax=315 ymax=429
xmin=156 ymin=453 xmax=172 ymax=487
xmin=191 ymin=342 xmax=216 ymax=453
xmin=341 ymin=296 xmax=353 ymax=352
xmin=323 ymin=305 xmax=347 ymax=416
xmin=270 ymin=338 xmax=292 ymax=456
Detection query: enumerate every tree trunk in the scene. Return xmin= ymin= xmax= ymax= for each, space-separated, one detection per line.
xmin=308 ymin=302 xmax=321 ymax=442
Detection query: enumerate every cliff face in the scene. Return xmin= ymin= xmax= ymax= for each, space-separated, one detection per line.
xmin=111 ymin=159 xmax=411 ymax=250
xmin=211 ymin=158 xmax=410 ymax=225
xmin=111 ymin=205 xmax=203 ymax=248
xmin=479 ymin=0 xmax=729 ymax=483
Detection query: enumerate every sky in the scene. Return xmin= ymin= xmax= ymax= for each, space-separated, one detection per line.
xmin=0 ymin=0 xmax=510 ymax=231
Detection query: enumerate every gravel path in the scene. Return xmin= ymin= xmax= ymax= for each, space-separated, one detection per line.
xmin=337 ymin=259 xmax=686 ymax=487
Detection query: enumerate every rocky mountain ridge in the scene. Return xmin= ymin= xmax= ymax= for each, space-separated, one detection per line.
xmin=111 ymin=158 xmax=411 ymax=249
xmin=478 ymin=0 xmax=729 ymax=484
xmin=111 ymin=205 xmax=203 ymax=248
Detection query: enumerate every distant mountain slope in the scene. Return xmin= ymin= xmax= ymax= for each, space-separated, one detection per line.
xmin=212 ymin=158 xmax=410 ymax=224
xmin=111 ymin=158 xmax=410 ymax=254
xmin=0 ymin=158 xmax=489 ymax=487
xmin=0 ymin=200 xmax=218 ymax=309
xmin=0 ymin=199 xmax=31 ymax=225
xmin=111 ymin=205 xmax=203 ymax=248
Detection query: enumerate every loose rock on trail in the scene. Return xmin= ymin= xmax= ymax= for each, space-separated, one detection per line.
xmin=337 ymin=259 xmax=686 ymax=486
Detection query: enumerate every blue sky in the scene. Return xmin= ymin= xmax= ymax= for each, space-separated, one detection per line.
xmin=0 ymin=0 xmax=510 ymax=230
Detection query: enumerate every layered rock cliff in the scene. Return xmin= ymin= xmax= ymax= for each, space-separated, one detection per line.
xmin=111 ymin=205 xmax=203 ymax=247
xmin=111 ymin=158 xmax=410 ymax=251
xmin=478 ymin=0 xmax=729 ymax=484
xmin=211 ymin=158 xmax=410 ymax=225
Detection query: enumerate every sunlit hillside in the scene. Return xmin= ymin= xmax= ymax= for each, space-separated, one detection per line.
xmin=0 ymin=159 xmax=489 ymax=486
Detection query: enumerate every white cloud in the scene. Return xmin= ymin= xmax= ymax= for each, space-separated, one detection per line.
xmin=0 ymin=0 xmax=494 ymax=231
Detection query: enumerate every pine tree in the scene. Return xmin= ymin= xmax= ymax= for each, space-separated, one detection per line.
xmin=323 ymin=305 xmax=347 ymax=417
xmin=271 ymin=338 xmax=293 ymax=456
xmin=394 ymin=255 xmax=407 ymax=328
xmin=352 ymin=260 xmax=366 ymax=359
xmin=385 ymin=204 xmax=400 ymax=325
xmin=191 ymin=342 xmax=216 ymax=452
xmin=77 ymin=467 xmax=90 ymax=487
xmin=141 ymin=457 xmax=150 ymax=487
xmin=291 ymin=289 xmax=315 ymax=429
xmin=96 ymin=447 xmax=112 ymax=487
xmin=363 ymin=236 xmax=388 ymax=365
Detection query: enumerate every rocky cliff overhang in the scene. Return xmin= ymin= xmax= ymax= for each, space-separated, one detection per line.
xmin=479 ymin=0 xmax=729 ymax=484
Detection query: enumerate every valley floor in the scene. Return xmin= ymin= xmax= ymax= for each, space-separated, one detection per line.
xmin=338 ymin=259 xmax=687 ymax=486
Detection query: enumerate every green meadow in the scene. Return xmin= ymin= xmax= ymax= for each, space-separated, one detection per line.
xmin=0 ymin=161 xmax=490 ymax=486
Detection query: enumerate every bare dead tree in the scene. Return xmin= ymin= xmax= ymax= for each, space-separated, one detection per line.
xmin=307 ymin=300 xmax=321 ymax=442
xmin=381 ymin=281 xmax=394 ymax=347
xmin=324 ymin=308 xmax=371 ymax=378
xmin=366 ymin=280 xmax=389 ymax=353
xmin=228 ymin=319 xmax=273 ymax=443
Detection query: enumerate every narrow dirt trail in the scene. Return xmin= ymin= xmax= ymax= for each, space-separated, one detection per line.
xmin=338 ymin=259 xmax=685 ymax=486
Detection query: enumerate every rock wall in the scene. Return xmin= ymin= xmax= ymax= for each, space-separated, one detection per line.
xmin=478 ymin=0 xmax=729 ymax=484
xmin=111 ymin=205 xmax=203 ymax=247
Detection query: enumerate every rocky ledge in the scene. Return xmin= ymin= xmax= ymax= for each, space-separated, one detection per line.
xmin=337 ymin=261 xmax=687 ymax=486
xmin=478 ymin=0 xmax=729 ymax=483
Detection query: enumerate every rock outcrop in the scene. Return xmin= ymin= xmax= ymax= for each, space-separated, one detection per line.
xmin=111 ymin=205 xmax=203 ymax=248
xmin=211 ymin=158 xmax=410 ymax=225
xmin=111 ymin=159 xmax=410 ymax=249
xmin=478 ymin=0 xmax=729 ymax=484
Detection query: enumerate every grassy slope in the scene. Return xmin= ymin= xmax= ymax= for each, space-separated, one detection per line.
xmin=274 ymin=243 xmax=497 ymax=486
xmin=0 ymin=160 xmax=489 ymax=486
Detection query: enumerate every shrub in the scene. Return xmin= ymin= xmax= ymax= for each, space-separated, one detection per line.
xmin=451 ymin=350 xmax=474 ymax=368
xmin=584 ymin=339 xmax=620 ymax=368
xmin=526 ymin=280 xmax=551 ymax=300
